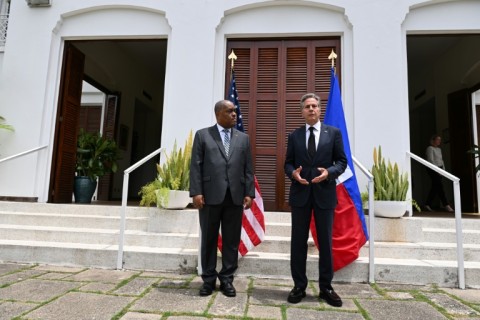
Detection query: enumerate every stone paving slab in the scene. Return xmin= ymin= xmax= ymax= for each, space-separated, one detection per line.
xmin=0 ymin=269 xmax=48 ymax=286
xmin=121 ymin=312 xmax=162 ymax=319
xmin=65 ymin=268 xmax=139 ymax=284
xmin=209 ymin=292 xmax=248 ymax=317
xmin=358 ymin=299 xmax=448 ymax=320
xmin=115 ymin=277 xmax=158 ymax=295
xmin=26 ymin=292 xmax=134 ymax=320
xmin=424 ymin=292 xmax=480 ymax=316
xmin=286 ymin=307 xmax=364 ymax=320
xmin=0 ymin=301 xmax=37 ymax=320
xmin=0 ymin=278 xmax=80 ymax=302
xmin=131 ymin=287 xmax=210 ymax=313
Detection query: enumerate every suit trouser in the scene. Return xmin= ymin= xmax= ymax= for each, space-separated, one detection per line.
xmin=199 ymin=189 xmax=243 ymax=286
xmin=290 ymin=197 xmax=334 ymax=290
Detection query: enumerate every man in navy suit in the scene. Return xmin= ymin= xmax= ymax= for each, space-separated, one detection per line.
xmin=284 ymin=93 xmax=347 ymax=307
xmin=190 ymin=99 xmax=255 ymax=297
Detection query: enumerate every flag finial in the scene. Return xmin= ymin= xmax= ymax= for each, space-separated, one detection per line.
xmin=228 ymin=50 xmax=237 ymax=70
xmin=328 ymin=49 xmax=337 ymax=70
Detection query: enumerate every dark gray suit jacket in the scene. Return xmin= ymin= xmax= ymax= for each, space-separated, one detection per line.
xmin=190 ymin=125 xmax=255 ymax=206
xmin=284 ymin=123 xmax=347 ymax=209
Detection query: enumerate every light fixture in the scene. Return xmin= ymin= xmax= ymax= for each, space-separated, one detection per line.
xmin=26 ymin=0 xmax=51 ymax=7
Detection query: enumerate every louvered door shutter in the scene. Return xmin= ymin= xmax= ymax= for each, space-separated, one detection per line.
xmin=227 ymin=38 xmax=340 ymax=211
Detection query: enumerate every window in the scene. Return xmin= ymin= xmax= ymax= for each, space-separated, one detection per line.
xmin=0 ymin=0 xmax=10 ymax=48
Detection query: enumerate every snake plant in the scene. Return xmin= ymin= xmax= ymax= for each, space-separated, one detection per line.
xmin=372 ymin=146 xmax=409 ymax=201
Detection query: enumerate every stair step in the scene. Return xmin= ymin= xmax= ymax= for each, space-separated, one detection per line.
xmin=0 ymin=212 xmax=149 ymax=230
xmin=423 ymin=227 xmax=480 ymax=244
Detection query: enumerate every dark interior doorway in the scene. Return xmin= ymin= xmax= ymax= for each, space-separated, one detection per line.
xmin=49 ymin=39 xmax=167 ymax=203
xmin=407 ymin=35 xmax=480 ymax=213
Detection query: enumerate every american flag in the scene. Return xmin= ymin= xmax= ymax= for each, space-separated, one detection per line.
xmin=219 ymin=70 xmax=266 ymax=256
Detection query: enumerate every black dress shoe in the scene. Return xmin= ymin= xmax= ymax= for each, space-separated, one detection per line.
xmin=319 ymin=287 xmax=342 ymax=307
xmin=287 ymin=287 xmax=306 ymax=303
xmin=199 ymin=283 xmax=214 ymax=296
xmin=220 ymin=282 xmax=236 ymax=297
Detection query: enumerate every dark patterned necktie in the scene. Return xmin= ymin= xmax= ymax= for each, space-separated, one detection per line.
xmin=308 ymin=126 xmax=316 ymax=158
xmin=223 ymin=129 xmax=230 ymax=156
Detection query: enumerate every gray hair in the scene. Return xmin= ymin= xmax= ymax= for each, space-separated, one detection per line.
xmin=299 ymin=93 xmax=320 ymax=110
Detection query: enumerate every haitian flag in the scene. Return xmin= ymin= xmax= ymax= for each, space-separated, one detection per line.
xmin=218 ymin=70 xmax=266 ymax=256
xmin=310 ymin=67 xmax=369 ymax=271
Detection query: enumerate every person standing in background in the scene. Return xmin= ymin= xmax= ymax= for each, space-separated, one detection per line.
xmin=190 ymin=99 xmax=255 ymax=297
xmin=424 ymin=134 xmax=454 ymax=212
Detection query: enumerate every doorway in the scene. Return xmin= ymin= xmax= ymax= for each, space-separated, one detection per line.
xmin=407 ymin=34 xmax=480 ymax=213
xmin=49 ymin=39 xmax=167 ymax=203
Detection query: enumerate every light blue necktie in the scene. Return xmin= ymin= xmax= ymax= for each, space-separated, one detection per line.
xmin=223 ymin=129 xmax=230 ymax=156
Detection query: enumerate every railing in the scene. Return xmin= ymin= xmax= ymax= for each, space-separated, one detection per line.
xmin=352 ymin=156 xmax=375 ymax=284
xmin=0 ymin=145 xmax=48 ymax=164
xmin=407 ymin=151 xmax=465 ymax=289
xmin=116 ymin=147 xmax=165 ymax=269
xmin=0 ymin=14 xmax=8 ymax=47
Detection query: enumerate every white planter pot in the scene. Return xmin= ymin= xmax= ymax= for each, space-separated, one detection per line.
xmin=373 ymin=200 xmax=407 ymax=218
xmin=155 ymin=189 xmax=191 ymax=209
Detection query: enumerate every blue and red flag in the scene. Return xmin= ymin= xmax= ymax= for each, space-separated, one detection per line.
xmin=218 ymin=70 xmax=266 ymax=256
xmin=310 ymin=67 xmax=369 ymax=271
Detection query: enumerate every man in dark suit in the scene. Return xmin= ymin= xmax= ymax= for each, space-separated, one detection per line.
xmin=284 ymin=93 xmax=347 ymax=307
xmin=190 ymin=99 xmax=255 ymax=297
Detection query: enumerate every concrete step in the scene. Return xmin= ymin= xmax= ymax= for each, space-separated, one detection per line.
xmin=423 ymin=227 xmax=480 ymax=244
xmin=0 ymin=201 xmax=153 ymax=217
xmin=0 ymin=211 xmax=149 ymax=230
xmin=2 ymin=222 xmax=479 ymax=264
xmin=360 ymin=241 xmax=480 ymax=261
xmin=0 ymin=224 xmax=199 ymax=248
xmin=414 ymin=216 xmax=480 ymax=229
xmin=2 ymin=239 xmax=478 ymax=288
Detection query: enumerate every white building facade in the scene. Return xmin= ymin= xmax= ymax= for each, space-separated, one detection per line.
xmin=0 ymin=0 xmax=479 ymax=212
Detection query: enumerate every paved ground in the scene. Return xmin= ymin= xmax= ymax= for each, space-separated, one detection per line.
xmin=0 ymin=263 xmax=479 ymax=320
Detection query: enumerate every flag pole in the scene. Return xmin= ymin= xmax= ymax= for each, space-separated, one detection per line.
xmin=328 ymin=49 xmax=337 ymax=74
xmin=228 ymin=49 xmax=237 ymax=80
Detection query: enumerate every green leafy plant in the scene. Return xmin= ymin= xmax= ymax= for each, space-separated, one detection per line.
xmin=139 ymin=130 xmax=193 ymax=207
xmin=372 ymin=145 xmax=409 ymax=201
xmin=0 ymin=116 xmax=14 ymax=132
xmin=76 ymin=128 xmax=119 ymax=181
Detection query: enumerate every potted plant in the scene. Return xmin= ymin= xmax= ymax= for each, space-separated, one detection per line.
xmin=139 ymin=130 xmax=192 ymax=209
xmin=74 ymin=128 xmax=119 ymax=203
xmin=371 ymin=146 xmax=419 ymax=217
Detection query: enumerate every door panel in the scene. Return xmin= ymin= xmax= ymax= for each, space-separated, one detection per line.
xmin=49 ymin=43 xmax=85 ymax=203
xmin=448 ymin=89 xmax=476 ymax=212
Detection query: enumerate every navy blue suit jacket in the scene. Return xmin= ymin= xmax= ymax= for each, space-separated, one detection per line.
xmin=284 ymin=123 xmax=347 ymax=209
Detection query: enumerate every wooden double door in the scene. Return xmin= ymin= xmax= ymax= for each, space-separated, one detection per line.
xmin=226 ymin=38 xmax=341 ymax=211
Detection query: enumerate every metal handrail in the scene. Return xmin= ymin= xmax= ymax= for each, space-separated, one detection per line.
xmin=352 ymin=155 xmax=375 ymax=284
xmin=0 ymin=145 xmax=48 ymax=164
xmin=116 ymin=147 xmax=165 ymax=269
xmin=407 ymin=151 xmax=464 ymax=289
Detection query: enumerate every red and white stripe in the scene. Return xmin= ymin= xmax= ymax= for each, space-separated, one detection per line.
xmin=218 ymin=177 xmax=266 ymax=256
xmin=238 ymin=177 xmax=265 ymax=256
